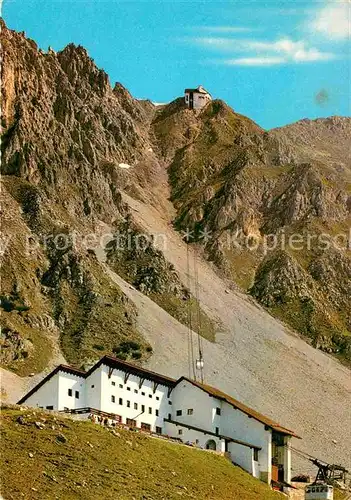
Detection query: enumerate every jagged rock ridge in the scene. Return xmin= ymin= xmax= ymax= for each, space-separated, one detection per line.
xmin=0 ymin=22 xmax=213 ymax=373
xmin=1 ymin=21 xmax=351 ymax=377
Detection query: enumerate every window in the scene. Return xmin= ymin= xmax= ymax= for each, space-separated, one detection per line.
xmin=141 ymin=422 xmax=151 ymax=431
xmin=119 ymin=384 xmax=123 ymax=388
xmin=134 ymin=403 xmax=138 ymax=410
xmin=127 ymin=387 xmax=131 ymax=391
xmin=168 ymin=401 xmax=172 ymax=405
xmin=68 ymin=389 xmax=73 ymax=397
xmin=216 ymin=408 xmax=221 ymax=415
xmin=141 ymin=392 xmax=145 ymax=396
xmin=134 ymin=389 xmax=138 ymax=394
xmin=141 ymin=405 xmax=145 ymax=412
xmin=75 ymin=391 xmax=79 ymax=399
xmin=119 ymin=398 xmax=123 ymax=405
xmin=148 ymin=407 xmax=152 ymax=414
xmin=168 ymin=413 xmax=171 ymax=420
xmin=178 ymin=429 xmax=183 ymax=435
xmin=127 ymin=401 xmax=130 ymax=408
xmin=156 ymin=396 xmax=159 ymax=401
xmin=126 ymin=418 xmax=136 ymax=427
xmin=91 ymin=385 xmax=95 ymax=388
xmin=253 ymin=449 xmax=259 ymax=461
xmin=195 ymin=439 xmax=199 ymax=444
xmin=46 ymin=406 xmax=54 ymax=410
xmin=176 ymin=410 xmax=182 ymax=416
xmin=215 ymin=427 xmax=219 ymax=436
xmin=156 ymin=426 xmax=162 ymax=434
xmin=111 ymin=395 xmax=116 ymax=403
xmin=187 ymin=409 xmax=193 ymax=415
xmin=111 ymin=381 xmax=116 ymax=386
xmin=149 ymin=394 xmax=152 ymax=398
xmin=155 ymin=409 xmax=159 ymax=416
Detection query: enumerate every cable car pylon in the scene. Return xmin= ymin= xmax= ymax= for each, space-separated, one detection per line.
xmin=185 ymin=231 xmax=205 ymax=384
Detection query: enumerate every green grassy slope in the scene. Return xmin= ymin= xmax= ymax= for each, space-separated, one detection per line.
xmin=1 ymin=406 xmax=285 ymax=500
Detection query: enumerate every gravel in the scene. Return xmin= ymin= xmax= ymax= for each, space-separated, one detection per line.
xmin=111 ymin=193 xmax=351 ymax=476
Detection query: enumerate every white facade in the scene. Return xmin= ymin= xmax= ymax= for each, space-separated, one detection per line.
xmin=93 ymin=364 xmax=172 ymax=433
xmin=18 ymin=356 xmax=299 ymax=487
xmin=184 ymin=85 xmax=212 ymax=110
xmin=21 ymin=367 xmax=86 ymax=411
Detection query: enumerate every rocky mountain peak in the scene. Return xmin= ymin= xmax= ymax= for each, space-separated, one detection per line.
xmin=57 ymin=43 xmax=110 ymax=96
xmin=1 ymin=23 xmax=350 ymax=372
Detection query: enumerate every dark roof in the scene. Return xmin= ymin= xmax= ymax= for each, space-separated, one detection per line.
xmin=184 ymin=85 xmax=211 ymax=95
xmin=17 ymin=355 xmax=176 ymax=404
xmin=178 ymin=377 xmax=301 ymax=439
xmin=17 ymin=364 xmax=86 ymax=404
xmin=86 ymin=355 xmax=177 ymax=387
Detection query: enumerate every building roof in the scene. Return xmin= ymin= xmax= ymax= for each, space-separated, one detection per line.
xmin=178 ymin=377 xmax=301 ymax=439
xmin=184 ymin=85 xmax=211 ymax=95
xmin=17 ymin=355 xmax=176 ymax=404
xmin=86 ymin=355 xmax=177 ymax=387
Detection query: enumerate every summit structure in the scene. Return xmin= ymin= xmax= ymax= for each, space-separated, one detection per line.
xmin=184 ymin=85 xmax=212 ymax=109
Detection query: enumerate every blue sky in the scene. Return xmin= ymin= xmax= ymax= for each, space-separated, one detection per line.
xmin=2 ymin=0 xmax=350 ymax=128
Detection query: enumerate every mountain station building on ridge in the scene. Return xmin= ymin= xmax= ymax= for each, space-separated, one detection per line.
xmin=18 ymin=354 xmax=301 ymax=488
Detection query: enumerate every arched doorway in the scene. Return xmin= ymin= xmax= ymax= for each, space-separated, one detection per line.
xmin=205 ymin=439 xmax=216 ymax=450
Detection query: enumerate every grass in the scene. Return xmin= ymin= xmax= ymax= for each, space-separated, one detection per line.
xmin=151 ymin=293 xmax=216 ymax=342
xmin=0 ymin=317 xmax=52 ymax=377
xmin=223 ymin=248 xmax=260 ymax=291
xmin=57 ymin=254 xmax=151 ymax=368
xmin=1 ymin=406 xmax=285 ymax=500
xmin=335 ymin=489 xmax=349 ymax=500
xmin=249 ymin=164 xmax=294 ymax=180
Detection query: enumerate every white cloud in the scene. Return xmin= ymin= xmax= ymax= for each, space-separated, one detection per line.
xmin=310 ymin=0 xmax=350 ymax=40
xmin=246 ymin=38 xmax=337 ymax=62
xmin=190 ymin=36 xmax=338 ymax=65
xmin=222 ymin=57 xmax=285 ymax=66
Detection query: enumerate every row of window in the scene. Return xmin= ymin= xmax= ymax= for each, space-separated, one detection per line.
xmin=109 ymin=382 xmax=163 ymax=401
xmin=111 ymin=396 xmax=159 ymax=416
xmin=175 ymin=407 xmax=221 ymax=417
xmin=109 ymin=416 xmax=163 ymax=435
xmin=176 ymin=409 xmax=193 ymax=416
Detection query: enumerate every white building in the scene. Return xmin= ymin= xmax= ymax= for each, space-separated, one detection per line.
xmin=18 ymin=355 xmax=300 ymax=486
xmin=184 ymin=85 xmax=212 ymax=110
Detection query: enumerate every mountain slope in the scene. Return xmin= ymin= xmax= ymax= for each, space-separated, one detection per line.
xmin=152 ymin=99 xmax=351 ymax=361
xmin=1 ymin=405 xmax=286 ymax=500
xmin=0 ymin=23 xmax=213 ymax=373
xmin=1 ymin=23 xmax=350 ymax=477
